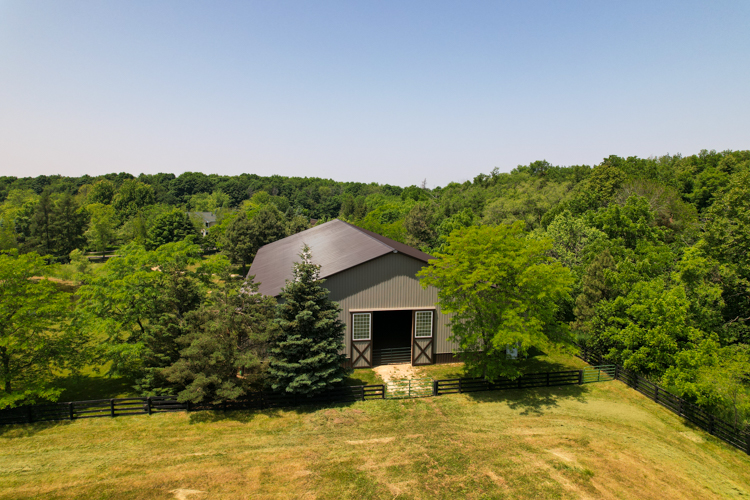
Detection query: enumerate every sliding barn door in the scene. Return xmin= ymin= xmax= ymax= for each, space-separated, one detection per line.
xmin=351 ymin=313 xmax=373 ymax=368
xmin=412 ymin=310 xmax=434 ymax=366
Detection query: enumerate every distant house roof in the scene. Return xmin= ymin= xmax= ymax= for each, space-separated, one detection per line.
xmin=247 ymin=219 xmax=433 ymax=297
xmin=188 ymin=211 xmax=218 ymax=224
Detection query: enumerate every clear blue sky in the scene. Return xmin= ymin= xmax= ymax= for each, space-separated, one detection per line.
xmin=1 ymin=1 xmax=748 ymax=187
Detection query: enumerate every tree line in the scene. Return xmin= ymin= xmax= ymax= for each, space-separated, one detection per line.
xmin=1 ymin=148 xmax=749 ymax=428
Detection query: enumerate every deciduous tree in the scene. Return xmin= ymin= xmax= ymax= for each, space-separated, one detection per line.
xmin=418 ymin=222 xmax=573 ymax=380
xmin=0 ymin=250 xmax=84 ymax=408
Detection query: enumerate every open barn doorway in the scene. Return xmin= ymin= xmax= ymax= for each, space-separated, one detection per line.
xmin=372 ymin=310 xmax=412 ymax=365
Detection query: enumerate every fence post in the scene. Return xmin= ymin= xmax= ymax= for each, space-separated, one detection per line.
xmin=147 ymin=397 xmax=152 ymax=415
xmin=186 ymin=401 xmax=191 ymax=412
xmin=458 ymin=378 xmax=463 ymax=394
xmin=614 ymin=365 xmax=619 ymax=380
xmin=654 ymin=386 xmax=659 ymax=403
xmin=546 ymin=372 xmax=550 ymax=387
xmin=69 ymin=402 xmax=74 ymax=420
xmin=709 ymin=414 xmax=715 ymax=435
xmin=110 ymin=399 xmax=115 ymax=418
xmin=678 ymin=398 xmax=683 ymax=416
xmin=746 ymin=431 xmax=750 ymax=456
xmin=578 ymin=370 xmax=584 ymax=385
xmin=381 ymin=385 xmax=385 ymax=399
xmin=432 ymin=380 xmax=438 ymax=396
xmin=361 ymin=386 xmax=365 ymax=402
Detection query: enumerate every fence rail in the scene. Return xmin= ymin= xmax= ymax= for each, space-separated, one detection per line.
xmin=0 ymin=385 xmax=385 ymax=426
xmin=385 ymin=378 xmax=433 ymax=399
xmin=575 ymin=344 xmax=750 ymax=455
xmin=435 ymin=369 xmax=583 ymax=395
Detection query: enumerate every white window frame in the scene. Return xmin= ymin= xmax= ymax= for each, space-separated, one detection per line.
xmin=352 ymin=313 xmax=372 ymax=341
xmin=414 ymin=310 xmax=433 ymax=338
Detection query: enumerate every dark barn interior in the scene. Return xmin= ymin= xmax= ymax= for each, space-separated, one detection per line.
xmin=372 ymin=310 xmax=412 ymax=364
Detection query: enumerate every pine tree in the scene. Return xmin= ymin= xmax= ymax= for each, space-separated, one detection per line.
xmin=268 ymin=245 xmax=349 ymax=395
xmin=163 ymin=271 xmax=276 ymax=404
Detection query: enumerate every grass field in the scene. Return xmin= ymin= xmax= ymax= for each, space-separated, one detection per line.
xmin=3 ymin=379 xmax=750 ymax=499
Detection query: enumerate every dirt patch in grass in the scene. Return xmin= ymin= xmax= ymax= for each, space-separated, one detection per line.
xmin=372 ymin=363 xmax=420 ymax=384
xmin=170 ymin=489 xmax=206 ymax=500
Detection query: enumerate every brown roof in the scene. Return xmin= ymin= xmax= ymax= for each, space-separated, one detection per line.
xmin=247 ymin=219 xmax=433 ymax=296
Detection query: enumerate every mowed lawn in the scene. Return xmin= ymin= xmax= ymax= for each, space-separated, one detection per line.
xmin=2 ymin=380 xmax=750 ymax=500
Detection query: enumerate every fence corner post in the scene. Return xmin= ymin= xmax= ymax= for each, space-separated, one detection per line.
xmin=614 ymin=365 xmax=619 ymax=380
xmin=578 ymin=370 xmax=584 ymax=385
xmin=432 ymin=380 xmax=438 ymax=397
xmin=147 ymin=397 xmax=152 ymax=415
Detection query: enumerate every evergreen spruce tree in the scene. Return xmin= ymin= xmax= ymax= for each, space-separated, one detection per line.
xmin=268 ymin=245 xmax=349 ymax=395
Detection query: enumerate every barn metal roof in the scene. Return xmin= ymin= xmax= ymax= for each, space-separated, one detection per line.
xmin=247 ymin=219 xmax=433 ymax=297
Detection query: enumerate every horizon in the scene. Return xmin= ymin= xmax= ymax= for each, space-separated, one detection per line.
xmin=0 ymin=147 xmax=740 ymax=191
xmin=1 ymin=1 xmax=748 ymax=186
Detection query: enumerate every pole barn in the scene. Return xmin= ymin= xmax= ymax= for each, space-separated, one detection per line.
xmin=247 ymin=219 xmax=458 ymax=368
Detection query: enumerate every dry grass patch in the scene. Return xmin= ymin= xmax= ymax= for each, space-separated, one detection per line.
xmin=2 ymin=381 xmax=749 ymax=499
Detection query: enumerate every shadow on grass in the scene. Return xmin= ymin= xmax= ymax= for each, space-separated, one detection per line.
xmin=0 ymin=419 xmax=72 ymax=438
xmin=513 ymin=346 xmax=584 ymax=373
xmin=466 ymin=384 xmax=591 ymax=416
xmin=52 ymin=373 xmax=138 ymax=402
xmin=343 ymin=371 xmax=384 ymax=387
xmin=186 ymin=400 xmax=360 ymax=424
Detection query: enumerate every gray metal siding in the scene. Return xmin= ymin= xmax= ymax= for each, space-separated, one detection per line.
xmin=323 ymin=252 xmax=457 ymax=356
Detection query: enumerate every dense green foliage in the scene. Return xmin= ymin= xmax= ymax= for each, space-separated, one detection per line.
xmin=164 ymin=268 xmax=276 ymax=404
xmin=268 ymin=245 xmax=349 ymax=395
xmin=2 ymin=148 xmax=749 ymax=427
xmin=418 ymin=223 xmax=573 ymax=381
xmin=0 ymin=250 xmax=84 ymax=407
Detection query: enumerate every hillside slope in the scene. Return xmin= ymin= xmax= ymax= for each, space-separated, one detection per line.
xmin=2 ymin=380 xmax=749 ymax=499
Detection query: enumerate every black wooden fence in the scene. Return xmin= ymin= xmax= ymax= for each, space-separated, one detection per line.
xmin=0 ymin=385 xmax=386 ymax=426
xmin=434 ymin=370 xmax=582 ymax=395
xmin=0 ymin=367 xmax=608 ymax=427
xmin=577 ymin=345 xmax=750 ymax=455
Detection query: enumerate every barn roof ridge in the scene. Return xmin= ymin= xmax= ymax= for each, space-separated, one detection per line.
xmin=247 ymin=219 xmax=432 ymax=297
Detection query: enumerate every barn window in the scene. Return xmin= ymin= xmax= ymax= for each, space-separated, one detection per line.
xmin=352 ymin=313 xmax=371 ymax=340
xmin=414 ymin=311 xmax=433 ymax=338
